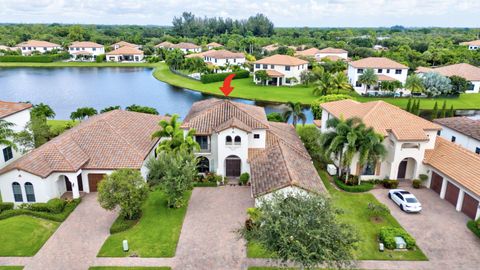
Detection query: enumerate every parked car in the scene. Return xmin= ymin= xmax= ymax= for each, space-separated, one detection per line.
xmin=388 ymin=189 xmax=422 ymax=213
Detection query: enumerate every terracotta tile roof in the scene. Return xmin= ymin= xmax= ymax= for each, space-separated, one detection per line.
xmin=107 ymin=46 xmax=143 ymax=55
xmin=266 ymin=70 xmax=285 ymax=77
xmin=349 ymin=57 xmax=408 ymax=69
xmin=377 ymin=74 xmax=397 ymax=81
xmin=460 ymin=40 xmax=480 ymax=46
xmin=0 ymin=101 xmax=32 ymax=118
xmin=214 ymin=117 xmax=253 ymax=133
xmin=0 ymin=45 xmax=12 ymax=50
xmin=112 ymin=41 xmax=138 ymax=48
xmin=0 ymin=110 xmax=168 ymax=178
xmin=318 ymin=47 xmax=348 ymax=54
xmin=321 ymin=99 xmax=441 ymax=141
xmin=255 ymin=54 xmax=308 ymax=66
xmin=155 ymin=41 xmax=174 ymax=48
xmin=181 ymin=99 xmax=269 ymax=135
xmin=250 ymin=122 xmax=327 ymax=197
xmin=173 ymin=42 xmax=200 ymax=49
xmin=419 ymin=63 xmax=480 ymax=81
xmin=207 ymin=42 xmax=223 ymax=47
xmin=321 ymin=55 xmax=345 ymax=61
xmin=295 ymin=47 xmax=321 ymax=57
xmin=202 ymin=49 xmax=244 ymax=59
xmin=434 ymin=117 xmax=480 ymax=141
xmin=69 ymin=41 xmax=103 ymax=48
xmin=262 ymin=44 xmax=298 ymax=52
xmin=16 ymin=40 xmax=61 ymax=48
xmin=424 ymin=137 xmax=480 ymax=197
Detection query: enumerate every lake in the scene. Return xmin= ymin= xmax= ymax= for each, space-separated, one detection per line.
xmin=0 ymin=67 xmax=315 ymax=122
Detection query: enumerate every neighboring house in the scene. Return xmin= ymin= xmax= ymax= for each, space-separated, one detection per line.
xmin=15 ymin=40 xmax=62 ymax=55
xmin=261 ymin=44 xmax=299 ymax=54
xmin=111 ymin=41 xmax=141 ymax=50
xmin=0 ymin=110 xmax=169 ymax=203
xmin=159 ymin=42 xmax=201 ymax=54
xmin=460 ymin=40 xmax=480 ymax=50
xmin=321 ymin=99 xmax=480 ymax=220
xmin=68 ymin=41 xmax=105 ymax=61
xmin=295 ymin=47 xmax=348 ymax=62
xmin=206 ymin=42 xmax=223 ymax=50
xmin=373 ymin=45 xmax=388 ymax=51
xmin=106 ymin=46 xmax=144 ymax=62
xmin=186 ymin=49 xmax=245 ymax=71
xmin=181 ymin=99 xmax=327 ymax=204
xmin=347 ymin=57 xmax=408 ymax=94
xmin=0 ymin=45 xmax=14 ymax=54
xmin=253 ymin=54 xmax=308 ymax=86
xmin=433 ymin=117 xmax=480 ymax=154
xmin=0 ymin=101 xmax=32 ymax=169
xmin=155 ymin=41 xmax=174 ymax=49
xmin=415 ymin=63 xmax=480 ymax=93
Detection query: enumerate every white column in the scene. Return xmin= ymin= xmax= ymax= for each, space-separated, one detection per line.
xmin=476 ymin=207 xmax=480 ymax=221
xmin=70 ymin=173 xmax=80 ymax=199
xmin=456 ymin=190 xmax=465 ymax=211
xmin=440 ymin=178 xmax=448 ymax=199
xmin=277 ymin=78 xmax=279 ymax=86
xmin=81 ymin=171 xmax=90 ymax=193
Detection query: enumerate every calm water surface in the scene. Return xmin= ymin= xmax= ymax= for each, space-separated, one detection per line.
xmin=0 ymin=67 xmax=314 ymax=122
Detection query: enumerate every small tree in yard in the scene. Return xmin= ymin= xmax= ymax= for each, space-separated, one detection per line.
xmin=254 ymin=70 xmax=269 ymax=85
xmin=240 ymin=193 xmax=358 ymax=270
xmin=97 ymin=169 xmax=149 ymax=220
xmin=367 ymin=202 xmax=390 ymax=222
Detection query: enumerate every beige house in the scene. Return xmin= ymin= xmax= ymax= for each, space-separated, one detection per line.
xmin=206 ymin=42 xmax=223 ymax=50
xmin=157 ymin=42 xmax=201 ymax=54
xmin=415 ymin=63 xmax=480 ymax=93
xmin=253 ymin=54 xmax=308 ymax=86
xmin=111 ymin=41 xmax=141 ymax=50
xmin=460 ymin=40 xmax=480 ymax=50
xmin=106 ymin=46 xmax=144 ymax=62
xmin=15 ymin=40 xmax=62 ymax=55
xmin=295 ymin=47 xmax=348 ymax=62
xmin=186 ymin=49 xmax=245 ymax=71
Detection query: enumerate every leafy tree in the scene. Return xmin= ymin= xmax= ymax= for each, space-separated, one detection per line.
xmin=355 ymin=126 xmax=387 ymax=183
xmin=405 ymin=74 xmax=425 ymax=93
xmin=431 ymin=101 xmax=438 ymax=120
xmin=151 ymin=114 xmax=199 ymax=153
xmin=380 ymin=80 xmax=403 ymax=92
xmin=332 ymin=72 xmax=352 ymax=94
xmin=254 ymin=70 xmax=269 ymax=85
xmin=184 ymin=56 xmax=207 ymax=73
xmin=266 ymin=112 xmax=285 ymax=122
xmin=70 ymin=107 xmax=97 ymax=121
xmin=100 ymin=105 xmax=121 ymax=113
xmin=312 ymin=72 xmax=334 ymax=96
xmin=0 ymin=120 xmax=16 ymax=151
xmin=126 ymin=104 xmax=159 ymax=115
xmin=449 ymin=75 xmax=469 ymax=96
xmin=367 ymin=202 xmax=390 ymax=222
xmin=165 ymin=49 xmax=185 ymax=70
xmin=297 ymin=125 xmax=325 ymax=164
xmin=358 ymin=68 xmax=378 ymax=93
xmin=29 ymin=114 xmax=51 ymax=147
xmin=97 ymin=169 xmax=149 ymax=220
xmin=422 ymin=72 xmax=452 ymax=97
xmin=239 ymin=193 xmax=358 ymax=270
xmin=31 ymin=103 xmax=55 ymax=119
xmin=282 ymin=102 xmax=306 ymax=127
xmin=440 ymin=100 xmax=447 ymax=118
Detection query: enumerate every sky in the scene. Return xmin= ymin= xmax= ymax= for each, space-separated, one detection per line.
xmin=0 ymin=0 xmax=479 ymax=28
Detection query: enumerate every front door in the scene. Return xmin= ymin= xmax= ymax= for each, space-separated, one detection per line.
xmin=225 ymin=156 xmax=241 ymax=177
xmin=65 ymin=176 xmax=72 ymax=191
xmin=397 ymin=160 xmax=408 ymax=179
xmin=88 ymin=174 xmax=106 ymax=192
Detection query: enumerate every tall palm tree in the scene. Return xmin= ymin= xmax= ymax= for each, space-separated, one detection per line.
xmin=313 ymin=72 xmax=334 ymax=96
xmin=405 ymin=74 xmax=425 ymax=93
xmin=332 ymin=72 xmax=352 ymax=94
xmin=282 ymin=102 xmax=306 ymax=127
xmin=358 ymin=68 xmax=378 ymax=94
xmin=356 ymin=126 xmax=387 ymax=184
xmin=0 ymin=119 xmax=16 ymax=151
xmin=152 ymin=114 xmax=199 ymax=153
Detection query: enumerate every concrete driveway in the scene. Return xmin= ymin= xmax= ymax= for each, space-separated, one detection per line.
xmin=369 ymin=186 xmax=480 ymax=270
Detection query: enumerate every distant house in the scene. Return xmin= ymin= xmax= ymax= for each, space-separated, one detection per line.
xmin=106 ymin=46 xmax=144 ymax=62
xmin=186 ymin=49 xmax=245 ymax=71
xmin=261 ymin=44 xmax=299 ymax=54
xmin=295 ymin=47 xmax=348 ymax=62
xmin=347 ymin=57 xmax=408 ymax=94
xmin=373 ymin=44 xmax=388 ymax=51
xmin=206 ymin=42 xmax=223 ymax=50
xmin=253 ymin=54 xmax=308 ymax=86
xmin=111 ymin=41 xmax=141 ymax=50
xmin=415 ymin=63 xmax=480 ymax=94
xmin=155 ymin=41 xmax=174 ymax=49
xmin=68 ymin=41 xmax=105 ymax=61
xmin=434 ymin=117 xmax=480 ymax=154
xmin=158 ymin=42 xmax=201 ymax=54
xmin=460 ymin=40 xmax=480 ymax=50
xmin=15 ymin=40 xmax=62 ymax=55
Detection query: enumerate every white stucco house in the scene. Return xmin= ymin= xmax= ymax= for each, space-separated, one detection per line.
xmin=321 ymin=99 xmax=480 ymax=220
xmin=347 ymin=57 xmax=408 ymax=95
xmin=68 ymin=41 xmax=105 ymax=61
xmin=415 ymin=63 xmax=480 ymax=94
xmin=206 ymin=42 xmax=223 ymax=50
xmin=0 ymin=110 xmax=168 ymax=204
xmin=106 ymin=46 xmax=144 ymax=62
xmin=15 ymin=40 xmax=62 ymax=55
xmin=0 ymin=101 xmax=32 ymax=169
xmin=295 ymin=47 xmax=348 ymax=62
xmin=433 ymin=117 xmax=480 ymax=154
xmin=186 ymin=50 xmax=245 ymax=71
xmin=460 ymin=40 xmax=480 ymax=50
xmin=253 ymin=54 xmax=308 ymax=86
xmin=157 ymin=42 xmax=201 ymax=54
xmin=181 ymin=99 xmax=327 ymax=204
xmin=111 ymin=41 xmax=141 ymax=51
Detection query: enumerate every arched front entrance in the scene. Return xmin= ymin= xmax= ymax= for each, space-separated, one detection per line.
xmin=197 ymin=156 xmax=210 ymax=173
xmin=397 ymin=158 xmax=417 ymax=180
xmin=225 ymin=155 xmax=241 ymax=177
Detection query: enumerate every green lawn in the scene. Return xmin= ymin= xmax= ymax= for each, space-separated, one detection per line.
xmin=247 ymin=170 xmax=427 ymax=261
xmin=97 ymin=189 xmax=191 ymax=257
xmin=89 ymin=267 xmax=170 ymax=270
xmin=47 ymin=119 xmax=79 ymax=135
xmin=0 ymin=267 xmax=24 ymax=270
xmin=0 ymin=215 xmax=59 ymax=256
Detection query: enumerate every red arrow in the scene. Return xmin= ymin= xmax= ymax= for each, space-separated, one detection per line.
xmin=219 ymin=73 xmax=236 ymax=96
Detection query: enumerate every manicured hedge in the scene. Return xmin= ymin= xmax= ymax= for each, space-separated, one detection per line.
xmin=0 ymin=202 xmax=14 ymax=212
xmin=110 ymin=215 xmax=139 ymax=234
xmin=200 ymin=70 xmax=249 ymax=84
xmin=0 ymin=199 xmax=80 ymax=222
xmin=383 ymin=179 xmax=399 ymax=189
xmin=334 ymin=177 xmax=375 ymax=192
xmin=467 ymin=220 xmax=480 ymax=239
xmin=22 ymin=198 xmax=67 ymax=214
xmin=0 ymin=53 xmax=69 ymax=63
xmin=379 ymin=226 xmax=416 ymax=249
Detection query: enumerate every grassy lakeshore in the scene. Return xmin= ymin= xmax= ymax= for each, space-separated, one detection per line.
xmin=0 ymin=62 xmax=157 ymax=68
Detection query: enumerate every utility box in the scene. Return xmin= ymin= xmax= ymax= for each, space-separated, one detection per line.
xmin=123 ymin=240 xmax=129 ymax=252
xmin=327 ymin=164 xmax=337 ymax=176
xmin=379 ymin=243 xmax=384 ymax=252
xmin=394 ymin=237 xmax=406 ymax=249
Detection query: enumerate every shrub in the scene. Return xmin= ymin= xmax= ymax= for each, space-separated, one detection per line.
xmin=240 ymin=172 xmax=250 ymax=185
xmin=0 ymin=199 xmax=80 ymax=222
xmin=110 ymin=215 xmax=139 ymax=234
xmin=28 ymin=203 xmax=51 ymax=212
xmin=47 ymin=198 xmax=67 ymax=213
xmin=467 ymin=220 xmax=480 ymax=239
xmin=200 ymin=70 xmax=249 ymax=84
xmin=0 ymin=202 xmax=14 ymax=212
xmin=367 ymin=202 xmax=390 ymax=219
xmin=419 ymin=174 xmax=428 ymax=182
xmin=383 ymin=179 xmax=399 ymax=189
xmin=193 ymin=181 xmax=218 ymax=187
xmin=379 ymin=226 xmax=416 ymax=249
xmin=0 ymin=53 xmax=69 ymax=63
xmin=412 ymin=179 xmax=422 ymax=189
xmin=205 ymin=172 xmax=222 ymax=183
xmin=334 ymin=177 xmax=375 ymax=192
xmin=95 ymin=54 xmax=105 ymax=63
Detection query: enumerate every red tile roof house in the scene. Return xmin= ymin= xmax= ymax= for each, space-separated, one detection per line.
xmin=156 ymin=42 xmax=201 ymax=54
xmin=15 ymin=40 xmax=62 ymax=55
xmin=111 ymin=41 xmax=141 ymax=50
xmin=181 ymin=99 xmax=327 ymax=204
xmin=415 ymin=63 xmax=480 ymax=94
xmin=0 ymin=110 xmax=169 ymax=204
xmin=295 ymin=47 xmax=348 ymax=62
xmin=185 ymin=50 xmax=245 ymax=71
xmin=0 ymin=101 xmax=32 ymax=169
xmin=320 ymin=99 xmax=480 ymax=220
xmin=68 ymin=41 xmax=105 ymax=61
xmin=253 ymin=54 xmax=308 ymax=86
xmin=106 ymin=46 xmax=144 ymax=62
xmin=434 ymin=116 xmax=480 ymax=154
xmin=460 ymin=39 xmax=480 ymax=50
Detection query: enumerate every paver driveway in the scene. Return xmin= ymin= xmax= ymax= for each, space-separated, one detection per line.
xmin=368 ymin=186 xmax=480 ymax=270
xmin=173 ymin=186 xmax=254 ymax=270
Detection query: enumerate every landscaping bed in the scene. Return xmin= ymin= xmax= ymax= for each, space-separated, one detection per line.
xmin=467 ymin=219 xmax=480 ymax=239
xmin=333 ymin=176 xmax=375 ymax=192
xmin=0 ymin=198 xmax=81 ymax=222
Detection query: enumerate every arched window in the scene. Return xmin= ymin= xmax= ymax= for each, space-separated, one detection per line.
xmin=197 ymin=157 xmax=210 ymax=173
xmin=234 ymin=136 xmax=241 ymax=145
xmin=25 ymin=182 xmax=36 ymax=202
xmin=226 ymin=136 xmax=232 ymax=145
xmin=12 ymin=182 xmax=23 ymax=202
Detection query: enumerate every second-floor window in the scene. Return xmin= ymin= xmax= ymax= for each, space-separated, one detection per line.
xmin=285 ymin=66 xmax=290 ymax=71
xmin=451 ymin=136 xmax=456 ymax=142
xmin=195 ymin=136 xmax=209 ymax=150
xmin=476 ymin=147 xmax=480 ymax=154
xmin=254 ymin=134 xmax=260 ymax=139
xmin=271 ymin=65 xmax=275 ymax=69
xmin=3 ymin=146 xmax=13 ymax=162
xmin=395 ymin=69 xmax=402 ymax=74
xmin=378 ymin=69 xmax=383 ymax=73
xmin=226 ymin=136 xmax=232 ymax=145
xmin=255 ymin=64 xmax=260 ymax=69
xmin=234 ymin=136 xmax=241 ymax=145
xmin=357 ymin=69 xmax=363 ymax=74
xmin=262 ymin=64 xmax=268 ymax=69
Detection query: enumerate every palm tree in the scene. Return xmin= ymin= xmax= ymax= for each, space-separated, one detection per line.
xmin=332 ymin=72 xmax=352 ymax=94
xmin=152 ymin=114 xmax=199 ymax=153
xmin=405 ymin=74 xmax=425 ymax=93
xmin=356 ymin=126 xmax=387 ymax=184
xmin=313 ymin=72 xmax=334 ymax=96
xmin=282 ymin=102 xmax=306 ymax=127
xmin=358 ymin=68 xmax=378 ymax=94
xmin=0 ymin=119 xmax=16 ymax=151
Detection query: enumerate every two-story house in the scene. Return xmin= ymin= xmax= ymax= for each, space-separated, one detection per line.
xmin=157 ymin=42 xmax=201 ymax=54
xmin=320 ymin=99 xmax=480 ymax=220
xmin=0 ymin=101 xmax=32 ymax=169
xmin=15 ymin=40 xmax=62 ymax=55
xmin=206 ymin=42 xmax=223 ymax=50
xmin=111 ymin=41 xmax=141 ymax=51
xmin=460 ymin=40 xmax=480 ymax=50
xmin=68 ymin=41 xmax=105 ymax=61
xmin=186 ymin=50 xmax=245 ymax=72
xmin=253 ymin=54 xmax=308 ymax=86
xmin=295 ymin=47 xmax=348 ymax=62
xmin=347 ymin=57 xmax=408 ymax=95
xmin=415 ymin=63 xmax=480 ymax=93
xmin=434 ymin=117 xmax=480 ymax=154
xmin=181 ymin=99 xmax=326 ymax=204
